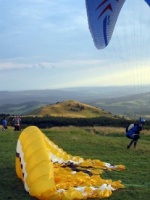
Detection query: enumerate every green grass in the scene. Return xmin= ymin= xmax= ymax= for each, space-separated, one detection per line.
xmin=0 ymin=126 xmax=150 ymax=200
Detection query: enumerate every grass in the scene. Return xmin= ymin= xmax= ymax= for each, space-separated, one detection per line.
xmin=29 ymin=100 xmax=112 ymax=118
xmin=0 ymin=126 xmax=150 ymax=200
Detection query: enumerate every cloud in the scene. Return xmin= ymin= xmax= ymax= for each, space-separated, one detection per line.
xmin=0 ymin=58 xmax=100 ymax=71
xmin=0 ymin=61 xmax=55 ymax=71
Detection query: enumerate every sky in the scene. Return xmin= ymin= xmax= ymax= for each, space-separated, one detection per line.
xmin=0 ymin=0 xmax=150 ymax=91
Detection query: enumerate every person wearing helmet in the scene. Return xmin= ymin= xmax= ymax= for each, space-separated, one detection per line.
xmin=126 ymin=118 xmax=145 ymax=149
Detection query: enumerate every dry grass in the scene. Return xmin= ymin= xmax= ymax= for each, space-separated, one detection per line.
xmin=47 ymin=126 xmax=150 ymax=136
xmin=29 ymin=100 xmax=114 ymax=118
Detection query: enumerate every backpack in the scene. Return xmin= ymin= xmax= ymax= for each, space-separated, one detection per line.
xmin=125 ymin=124 xmax=134 ymax=132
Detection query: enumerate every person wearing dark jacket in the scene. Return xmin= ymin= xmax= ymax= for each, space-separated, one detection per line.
xmin=126 ymin=118 xmax=145 ymax=149
xmin=2 ymin=117 xmax=7 ymax=131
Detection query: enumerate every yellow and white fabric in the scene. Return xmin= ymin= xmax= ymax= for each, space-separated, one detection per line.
xmin=16 ymin=126 xmax=125 ymax=200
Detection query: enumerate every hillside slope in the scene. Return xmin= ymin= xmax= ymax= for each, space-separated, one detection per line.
xmin=90 ymin=92 xmax=150 ymax=119
xmin=0 ymin=87 xmax=150 ymax=118
xmin=28 ymin=100 xmax=114 ymax=118
xmin=0 ymin=101 xmax=47 ymax=115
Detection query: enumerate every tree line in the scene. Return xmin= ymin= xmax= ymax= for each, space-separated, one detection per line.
xmin=1 ymin=114 xmax=150 ymax=129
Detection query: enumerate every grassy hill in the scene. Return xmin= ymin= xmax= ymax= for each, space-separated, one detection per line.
xmin=28 ymin=100 xmax=114 ymax=118
xmin=0 ymin=126 xmax=150 ymax=200
xmin=1 ymin=88 xmax=150 ymax=119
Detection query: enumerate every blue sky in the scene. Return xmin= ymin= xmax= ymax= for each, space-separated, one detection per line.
xmin=0 ymin=0 xmax=150 ymax=91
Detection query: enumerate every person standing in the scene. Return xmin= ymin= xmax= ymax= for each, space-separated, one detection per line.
xmin=2 ymin=117 xmax=7 ymax=131
xmin=13 ymin=116 xmax=21 ymax=131
xmin=126 ymin=118 xmax=145 ymax=149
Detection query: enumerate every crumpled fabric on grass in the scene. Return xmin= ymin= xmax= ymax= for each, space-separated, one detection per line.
xmin=16 ymin=126 xmax=125 ymax=200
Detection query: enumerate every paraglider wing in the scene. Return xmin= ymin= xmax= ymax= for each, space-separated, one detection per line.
xmin=145 ymin=0 xmax=150 ymax=6
xmin=85 ymin=0 xmax=126 ymax=49
xmin=16 ymin=126 xmax=125 ymax=200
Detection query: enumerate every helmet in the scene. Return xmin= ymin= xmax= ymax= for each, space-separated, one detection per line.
xmin=140 ymin=118 xmax=145 ymax=123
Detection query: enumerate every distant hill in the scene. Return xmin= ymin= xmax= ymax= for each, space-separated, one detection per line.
xmin=1 ymin=86 xmax=149 ymax=106
xmin=0 ymin=86 xmax=150 ymax=119
xmin=90 ymin=92 xmax=150 ymax=119
xmin=0 ymin=101 xmax=47 ymax=115
xmin=27 ymin=100 xmax=114 ymax=118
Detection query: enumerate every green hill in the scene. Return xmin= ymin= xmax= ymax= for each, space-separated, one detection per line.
xmin=0 ymin=101 xmax=47 ymax=115
xmin=91 ymin=92 xmax=150 ymax=119
xmin=28 ymin=100 xmax=115 ymax=118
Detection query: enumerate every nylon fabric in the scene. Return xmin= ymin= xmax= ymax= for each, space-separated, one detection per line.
xmin=16 ymin=126 xmax=125 ymax=200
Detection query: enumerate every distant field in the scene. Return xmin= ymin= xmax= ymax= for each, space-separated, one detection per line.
xmin=0 ymin=126 xmax=150 ymax=200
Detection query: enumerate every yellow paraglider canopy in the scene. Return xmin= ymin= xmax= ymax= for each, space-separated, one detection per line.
xmin=16 ymin=126 xmax=125 ymax=200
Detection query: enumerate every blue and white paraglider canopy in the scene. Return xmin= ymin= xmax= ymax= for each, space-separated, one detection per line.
xmin=145 ymin=0 xmax=150 ymax=6
xmin=85 ymin=0 xmax=150 ymax=49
